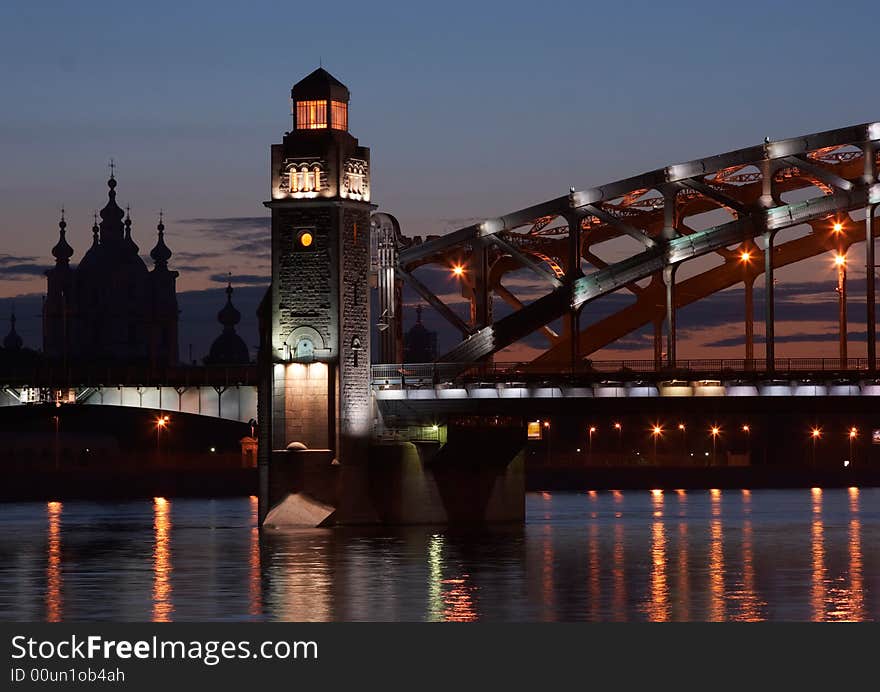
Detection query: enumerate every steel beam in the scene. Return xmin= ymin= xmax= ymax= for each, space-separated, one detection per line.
xmin=784 ymin=156 xmax=854 ymax=192
xmin=584 ymin=204 xmax=656 ymax=248
xmin=491 ymin=234 xmax=563 ymax=288
xmin=397 ymin=268 xmax=473 ymax=336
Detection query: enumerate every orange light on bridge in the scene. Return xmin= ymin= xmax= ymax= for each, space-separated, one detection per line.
xmin=613 ymin=422 xmax=621 ymax=430
xmin=710 ymin=426 xmax=721 ymax=437
xmin=451 ymin=265 xmax=465 ymax=278
xmin=651 ymin=425 xmax=663 ymax=437
xmin=678 ymin=423 xmax=685 ymax=431
xmin=742 ymin=424 xmax=750 ymax=433
xmin=811 ymin=427 xmax=822 ymax=439
xmin=849 ymin=427 xmax=858 ymax=439
xmin=740 ymin=250 xmax=751 ymax=263
xmin=589 ymin=426 xmax=597 ymax=434
xmin=834 ymin=253 xmax=846 ymax=267
xmin=157 ymin=415 xmax=170 ymax=429
xmin=833 ymin=221 xmax=844 ymax=233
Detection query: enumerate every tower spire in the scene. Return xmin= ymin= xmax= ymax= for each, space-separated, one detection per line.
xmin=150 ymin=209 xmax=173 ymax=268
xmin=51 ymin=207 xmax=74 ymax=264
xmin=3 ymin=306 xmax=22 ymax=351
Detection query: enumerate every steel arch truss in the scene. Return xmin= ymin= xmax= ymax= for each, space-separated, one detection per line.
xmin=385 ymin=122 xmax=880 ymax=368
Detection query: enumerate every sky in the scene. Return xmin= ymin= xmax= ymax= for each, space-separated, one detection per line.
xmin=0 ymin=0 xmax=878 ymax=361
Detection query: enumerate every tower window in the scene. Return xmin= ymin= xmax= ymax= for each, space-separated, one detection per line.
xmin=296 ymin=100 xmax=327 ymax=129
xmin=331 ymin=101 xmax=348 ymax=130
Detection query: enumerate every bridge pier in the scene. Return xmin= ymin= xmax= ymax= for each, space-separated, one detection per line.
xmin=259 ymin=70 xmax=524 ymax=527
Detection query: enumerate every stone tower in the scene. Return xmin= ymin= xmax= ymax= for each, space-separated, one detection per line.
xmin=263 ymin=68 xmax=373 ymax=465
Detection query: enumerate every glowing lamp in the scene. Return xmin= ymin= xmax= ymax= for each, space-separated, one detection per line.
xmin=811 ymin=428 xmax=822 ymax=439
xmin=298 ymin=230 xmax=314 ymax=248
xmin=740 ymin=251 xmax=751 ymax=262
xmin=451 ymin=265 xmax=464 ymax=278
xmin=833 ymin=222 xmax=843 ymax=233
xmin=834 ymin=253 xmax=846 ymax=267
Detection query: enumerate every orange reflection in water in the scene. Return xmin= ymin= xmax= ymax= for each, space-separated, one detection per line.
xmin=612 ymin=522 xmax=626 ymax=621
xmin=152 ymin=497 xmax=173 ymax=622
xmin=248 ymin=496 xmax=262 ymax=617
xmin=811 ymin=489 xmax=825 ymax=621
xmin=46 ymin=502 xmax=62 ymax=622
xmin=735 ymin=519 xmax=764 ymax=621
xmin=676 ymin=522 xmax=689 ymax=621
xmin=646 ymin=490 xmax=668 ymax=621
xmin=708 ymin=490 xmax=725 ymax=621
xmin=588 ymin=523 xmax=600 ymax=620
xmin=847 ymin=488 xmax=864 ymax=621
xmin=442 ymin=575 xmax=478 ymax=622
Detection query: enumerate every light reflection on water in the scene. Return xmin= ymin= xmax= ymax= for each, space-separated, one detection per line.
xmin=0 ymin=489 xmax=878 ymax=621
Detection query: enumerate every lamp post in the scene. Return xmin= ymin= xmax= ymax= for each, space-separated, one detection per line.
xmin=652 ymin=425 xmax=663 ymax=464
xmin=543 ymin=420 xmax=551 ymax=465
xmin=811 ymin=427 xmax=822 ymax=468
xmin=710 ymin=426 xmax=720 ymax=466
xmin=156 ymin=414 xmax=169 ymax=464
xmin=834 ymin=252 xmax=848 ymax=368
xmin=588 ymin=426 xmax=596 ymax=462
xmin=678 ymin=423 xmax=687 ymax=462
xmin=740 ymin=249 xmax=755 ymax=366
xmin=614 ymin=422 xmax=622 ymax=454
xmin=849 ymin=427 xmax=858 ymax=468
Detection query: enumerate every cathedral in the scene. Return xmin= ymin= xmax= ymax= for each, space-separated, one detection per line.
xmin=43 ymin=173 xmax=180 ymax=366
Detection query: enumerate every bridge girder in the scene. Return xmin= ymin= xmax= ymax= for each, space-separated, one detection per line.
xmin=390 ymin=122 xmax=880 ymax=368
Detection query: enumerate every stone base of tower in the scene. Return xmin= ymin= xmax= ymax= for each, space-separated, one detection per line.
xmin=261 ymin=432 xmax=525 ymax=528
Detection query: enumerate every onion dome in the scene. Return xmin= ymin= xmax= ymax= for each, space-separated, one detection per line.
xmin=51 ymin=209 xmax=74 ymax=264
xmin=3 ymin=311 xmax=22 ymax=351
xmin=99 ymin=170 xmax=125 ymax=243
xmin=218 ymin=280 xmax=241 ymax=327
xmin=123 ymin=206 xmax=139 ymax=255
xmin=205 ymin=279 xmax=249 ymax=364
xmin=150 ymin=211 xmax=173 ymax=267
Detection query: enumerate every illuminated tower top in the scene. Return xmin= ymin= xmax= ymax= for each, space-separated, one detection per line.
xmin=291 ymin=67 xmax=349 ymax=132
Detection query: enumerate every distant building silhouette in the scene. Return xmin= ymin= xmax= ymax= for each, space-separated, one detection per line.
xmin=4 ymin=310 xmax=22 ymax=352
xmin=403 ymin=305 xmax=437 ymax=362
xmin=0 ymin=310 xmax=40 ymax=369
xmin=205 ymin=280 xmax=250 ymax=365
xmin=43 ymin=175 xmax=179 ymax=366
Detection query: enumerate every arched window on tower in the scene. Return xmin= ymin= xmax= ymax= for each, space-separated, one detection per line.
xmin=313 ymin=166 xmax=321 ymax=192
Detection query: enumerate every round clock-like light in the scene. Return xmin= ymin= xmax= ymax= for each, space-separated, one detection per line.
xmin=298 ymin=230 xmax=313 ymax=248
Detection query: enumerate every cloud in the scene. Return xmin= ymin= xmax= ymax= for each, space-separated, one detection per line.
xmin=0 ymin=263 xmax=48 ymax=279
xmin=704 ymin=330 xmax=868 ymax=348
xmin=209 ymin=273 xmax=268 ymax=285
xmin=176 ymin=216 xmax=269 ymax=241
xmin=0 ymin=254 xmax=38 ymax=266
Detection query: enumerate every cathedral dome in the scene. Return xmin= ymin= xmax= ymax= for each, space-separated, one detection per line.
xmin=51 ymin=213 xmax=73 ymax=263
xmin=3 ymin=313 xmax=22 ymax=351
xmin=205 ymin=282 xmax=249 ymax=365
xmin=150 ymin=214 xmax=173 ymax=266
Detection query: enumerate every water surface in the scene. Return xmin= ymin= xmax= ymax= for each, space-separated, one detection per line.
xmin=0 ymin=489 xmax=875 ymax=621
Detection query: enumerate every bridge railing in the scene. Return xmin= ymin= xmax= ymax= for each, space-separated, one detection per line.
xmin=371 ymin=358 xmax=879 ymax=385
xmin=0 ymin=364 xmax=259 ymax=388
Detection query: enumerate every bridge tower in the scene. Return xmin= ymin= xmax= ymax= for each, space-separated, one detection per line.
xmin=259 ymin=69 xmax=373 ymax=520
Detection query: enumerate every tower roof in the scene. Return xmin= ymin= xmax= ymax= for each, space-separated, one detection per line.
xmin=150 ymin=212 xmax=173 ymax=267
xmin=51 ymin=210 xmax=74 ymax=263
xmin=291 ymin=67 xmax=349 ymax=102
xmin=205 ymin=280 xmax=249 ymax=365
xmin=3 ymin=311 xmax=22 ymax=351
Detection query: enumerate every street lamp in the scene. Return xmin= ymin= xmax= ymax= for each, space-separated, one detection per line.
xmin=451 ymin=265 xmax=465 ymax=278
xmin=710 ymin=425 xmax=721 ymax=466
xmin=740 ymin=249 xmax=755 ymax=363
xmin=811 ymin=427 xmax=822 ymax=467
xmin=651 ymin=424 xmax=663 ymax=464
xmin=588 ymin=426 xmax=596 ymax=460
xmin=849 ymin=426 xmax=858 ymax=468
xmin=834 ymin=253 xmax=847 ymax=367
xmin=156 ymin=415 xmax=169 ymax=462
xmin=678 ymin=423 xmax=687 ymax=462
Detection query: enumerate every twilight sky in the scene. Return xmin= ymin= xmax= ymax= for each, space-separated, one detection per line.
xmin=1 ymin=0 xmax=878 ymax=361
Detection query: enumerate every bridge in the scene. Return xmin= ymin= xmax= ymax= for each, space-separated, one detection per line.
xmin=374 ymin=121 xmax=880 ymax=374
xmin=0 ymin=365 xmax=258 ymax=423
